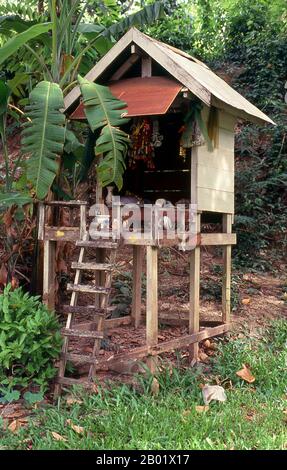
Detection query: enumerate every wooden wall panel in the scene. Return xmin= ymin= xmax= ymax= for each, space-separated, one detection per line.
xmin=192 ymin=110 xmax=235 ymax=214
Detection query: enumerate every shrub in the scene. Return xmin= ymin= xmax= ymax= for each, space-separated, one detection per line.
xmin=0 ymin=284 xmax=62 ymax=391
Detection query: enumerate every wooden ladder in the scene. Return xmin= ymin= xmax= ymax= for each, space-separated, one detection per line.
xmin=54 ymin=237 xmax=118 ymax=399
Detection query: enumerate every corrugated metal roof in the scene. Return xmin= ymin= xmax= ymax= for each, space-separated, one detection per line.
xmin=70 ymin=76 xmax=182 ymax=120
xmin=64 ymin=28 xmax=275 ymax=125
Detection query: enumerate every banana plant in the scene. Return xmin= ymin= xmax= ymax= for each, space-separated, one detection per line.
xmin=0 ymin=1 xmax=165 ymax=201
xmin=78 ymin=75 xmax=130 ymax=190
xmin=0 ymin=1 xmax=164 ymax=87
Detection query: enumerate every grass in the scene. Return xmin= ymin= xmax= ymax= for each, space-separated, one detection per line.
xmin=0 ymin=319 xmax=286 ymax=450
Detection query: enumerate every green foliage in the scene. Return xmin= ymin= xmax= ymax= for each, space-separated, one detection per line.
xmin=78 ymin=75 xmax=130 ymax=190
xmin=22 ymin=81 xmax=66 ymax=199
xmin=0 ymin=21 xmax=51 ymax=66
xmin=0 ymin=284 xmax=62 ymax=391
xmin=213 ymin=319 xmax=287 ymax=395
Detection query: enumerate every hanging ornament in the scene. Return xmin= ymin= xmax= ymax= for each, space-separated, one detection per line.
xmin=151 ymin=119 xmax=163 ymax=148
xmin=179 ymin=100 xmax=213 ymax=150
xmin=128 ymin=118 xmax=156 ymax=169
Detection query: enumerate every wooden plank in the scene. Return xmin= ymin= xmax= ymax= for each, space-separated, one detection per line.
xmin=43 ymin=240 xmax=56 ymax=310
xmin=71 ymin=262 xmax=112 ymax=271
xmin=218 ymin=110 xmax=237 ymax=132
xmin=131 ymin=246 xmax=143 ymax=328
xmin=110 ymin=53 xmax=140 ymax=81
xmin=76 ymin=240 xmax=118 ymax=249
xmin=146 ymin=245 xmax=158 ymax=373
xmin=61 ymin=305 xmax=108 ymax=315
xmin=222 ymin=214 xmax=232 ymax=323
xmin=141 ymin=55 xmax=152 ymax=77
xmin=65 ymin=317 xmax=132 ymax=332
xmin=80 ymin=204 xmax=87 ymax=240
xmin=199 ymin=233 xmax=236 ymax=246
xmin=45 ymin=200 xmax=87 ymax=206
xmin=44 ymin=226 xmax=80 ymax=242
xmin=189 ymin=213 xmax=201 ymax=361
xmin=197 ymin=165 xmax=234 ymax=192
xmin=197 ymin=187 xmax=234 ymax=214
xmin=87 ymin=324 xmax=231 ymax=369
xmin=197 ymin=148 xmax=234 ymax=172
xmin=218 ymin=127 xmax=235 ymax=151
xmin=38 ymin=203 xmax=45 ymax=241
xmin=67 ymin=283 xmax=110 ymax=294
xmin=62 ymin=328 xmax=103 ymax=339
xmin=55 ymin=376 xmax=94 ymax=388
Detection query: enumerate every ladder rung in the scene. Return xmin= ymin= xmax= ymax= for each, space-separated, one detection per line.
xmin=76 ymin=240 xmax=118 ymax=249
xmin=56 ymin=376 xmax=94 ymax=388
xmin=71 ymin=262 xmax=113 ymax=271
xmin=67 ymin=283 xmax=110 ymax=294
xmin=62 ymin=328 xmax=104 ymax=339
xmin=61 ymin=305 xmax=108 ymax=315
xmin=64 ymin=353 xmax=99 ymax=365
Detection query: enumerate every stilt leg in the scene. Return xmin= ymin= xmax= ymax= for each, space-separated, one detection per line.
xmin=222 ymin=214 xmax=232 ymax=323
xmin=189 ymin=214 xmax=201 ymax=362
xmin=146 ymin=245 xmax=158 ymax=374
xmin=131 ymin=245 xmax=143 ymax=328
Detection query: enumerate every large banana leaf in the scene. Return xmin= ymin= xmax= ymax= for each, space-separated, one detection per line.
xmin=21 ymin=81 xmax=66 ymax=200
xmin=78 ymin=75 xmax=130 ymax=190
xmin=106 ymin=2 xmax=165 ymax=37
xmin=0 ymin=192 xmax=32 ymax=209
xmin=0 ymin=22 xmax=51 ymax=66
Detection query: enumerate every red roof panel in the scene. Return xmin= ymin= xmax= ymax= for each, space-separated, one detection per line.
xmin=69 ymin=76 xmax=182 ymax=120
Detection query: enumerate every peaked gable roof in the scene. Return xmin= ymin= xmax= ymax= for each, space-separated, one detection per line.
xmin=64 ymin=28 xmax=274 ymax=125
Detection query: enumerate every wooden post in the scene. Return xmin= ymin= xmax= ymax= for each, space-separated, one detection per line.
xmin=146 ymin=245 xmax=158 ymax=373
xmin=131 ymin=245 xmax=143 ymax=328
xmin=222 ymin=214 xmax=232 ymax=323
xmin=189 ymin=213 xmax=201 ymax=361
xmin=80 ymin=204 xmax=87 ymax=240
xmin=141 ymin=55 xmax=152 ymax=78
xmin=43 ymin=240 xmax=56 ymax=311
xmin=38 ymin=203 xmax=45 ymax=241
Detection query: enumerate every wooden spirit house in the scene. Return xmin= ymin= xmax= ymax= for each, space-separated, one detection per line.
xmin=39 ymin=28 xmax=274 ymax=394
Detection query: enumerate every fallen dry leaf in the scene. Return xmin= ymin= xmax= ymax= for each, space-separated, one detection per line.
xmin=202 ymin=385 xmax=227 ymax=405
xmin=199 ymin=351 xmax=209 ymax=362
xmin=195 ymin=405 xmax=209 ymax=413
xmin=66 ymin=419 xmax=84 ymax=435
xmin=66 ymin=397 xmax=83 ymax=405
xmin=151 ymin=377 xmax=160 ymax=396
xmin=203 ymin=339 xmax=211 ymax=349
xmin=8 ymin=419 xmax=21 ymax=433
xmin=51 ymin=431 xmax=67 ymax=442
xmin=182 ymin=409 xmax=191 ymax=417
xmin=236 ymin=364 xmax=255 ymax=383
xmin=242 ymin=298 xmax=251 ymax=305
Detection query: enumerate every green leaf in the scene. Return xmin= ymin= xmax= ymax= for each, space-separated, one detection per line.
xmin=78 ymin=75 xmax=130 ymax=190
xmin=0 ymin=22 xmax=52 ymax=66
xmin=7 ymin=73 xmax=30 ymax=98
xmin=0 ymin=80 xmax=10 ymax=117
xmin=106 ymin=1 xmax=165 ymax=37
xmin=23 ymin=391 xmax=44 ymax=405
xmin=0 ymin=191 xmax=32 ymax=209
xmin=0 ymin=389 xmax=20 ymax=403
xmin=21 ymin=81 xmax=66 ymax=200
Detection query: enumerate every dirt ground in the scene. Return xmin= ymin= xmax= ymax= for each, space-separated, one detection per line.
xmin=56 ymin=245 xmax=287 ymax=383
